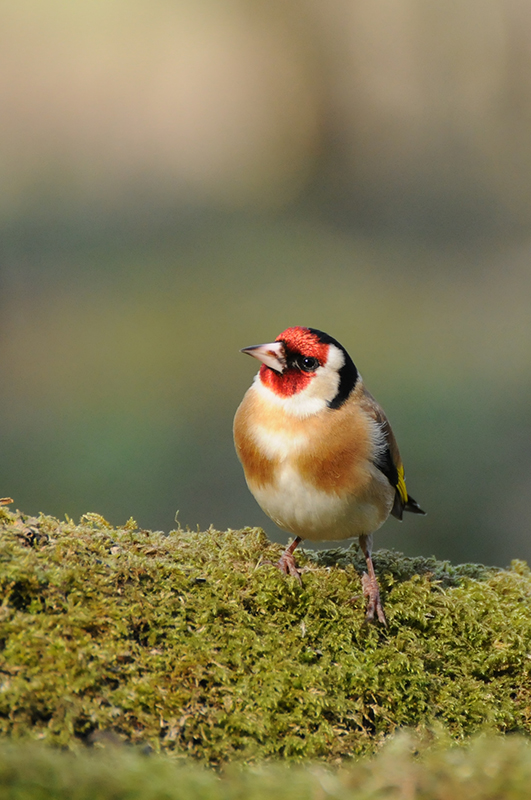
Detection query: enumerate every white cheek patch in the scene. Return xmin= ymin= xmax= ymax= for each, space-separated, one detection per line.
xmin=252 ymin=375 xmax=329 ymax=418
xmin=325 ymin=343 xmax=345 ymax=372
xmin=305 ymin=363 xmax=341 ymax=406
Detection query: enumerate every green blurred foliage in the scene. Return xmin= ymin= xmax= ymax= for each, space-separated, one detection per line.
xmin=2 ymin=219 xmax=530 ymax=565
xmin=1 ymin=2 xmax=531 ymax=565
xmin=4 ymin=734 xmax=531 ymax=800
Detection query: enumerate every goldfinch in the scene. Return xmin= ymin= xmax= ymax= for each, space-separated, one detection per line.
xmin=233 ymin=326 xmax=425 ymax=624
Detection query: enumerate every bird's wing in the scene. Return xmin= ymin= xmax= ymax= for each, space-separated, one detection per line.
xmin=358 ymin=386 xmax=424 ymax=519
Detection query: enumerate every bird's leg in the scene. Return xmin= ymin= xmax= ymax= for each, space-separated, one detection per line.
xmin=277 ymin=536 xmax=302 ymax=583
xmin=358 ymin=534 xmax=387 ymax=625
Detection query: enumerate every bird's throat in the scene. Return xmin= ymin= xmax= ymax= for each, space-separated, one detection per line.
xmin=259 ymin=364 xmax=314 ymax=398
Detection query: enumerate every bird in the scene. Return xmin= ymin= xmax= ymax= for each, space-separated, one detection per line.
xmin=233 ymin=326 xmax=425 ymax=625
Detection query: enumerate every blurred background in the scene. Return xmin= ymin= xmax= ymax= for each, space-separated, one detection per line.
xmin=1 ymin=0 xmax=530 ymax=566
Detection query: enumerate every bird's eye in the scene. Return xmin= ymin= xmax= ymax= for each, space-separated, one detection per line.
xmin=298 ymin=356 xmax=319 ymax=372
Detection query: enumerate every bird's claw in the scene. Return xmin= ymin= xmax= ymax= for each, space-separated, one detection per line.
xmin=361 ymin=572 xmax=387 ymax=626
xmin=259 ymin=553 xmax=302 ymax=584
xmin=277 ymin=551 xmax=302 ymax=584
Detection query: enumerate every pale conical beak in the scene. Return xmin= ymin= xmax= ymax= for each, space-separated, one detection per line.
xmin=241 ymin=341 xmax=286 ymax=373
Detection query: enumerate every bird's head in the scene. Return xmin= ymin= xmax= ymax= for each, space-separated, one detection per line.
xmin=241 ymin=327 xmax=359 ymax=415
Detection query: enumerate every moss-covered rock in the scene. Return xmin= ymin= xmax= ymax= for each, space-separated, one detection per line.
xmin=1 ymin=505 xmax=530 ymax=764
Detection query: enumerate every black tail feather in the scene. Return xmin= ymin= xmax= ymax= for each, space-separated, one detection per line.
xmin=404 ymin=495 xmax=426 ymax=515
xmin=391 ymin=492 xmax=426 ymax=520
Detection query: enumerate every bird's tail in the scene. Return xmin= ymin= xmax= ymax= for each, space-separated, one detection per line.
xmin=404 ymin=495 xmax=426 ymax=515
xmin=391 ymin=492 xmax=426 ymax=520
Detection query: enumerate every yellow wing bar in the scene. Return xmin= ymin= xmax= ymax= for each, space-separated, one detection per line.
xmin=396 ymin=464 xmax=408 ymax=504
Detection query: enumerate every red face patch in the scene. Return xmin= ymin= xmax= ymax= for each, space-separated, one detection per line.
xmin=259 ymin=327 xmax=330 ymax=398
xmin=277 ymin=327 xmax=330 ymax=361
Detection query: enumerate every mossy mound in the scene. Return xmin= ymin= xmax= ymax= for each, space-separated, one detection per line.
xmin=3 ymin=733 xmax=531 ymax=800
xmin=1 ymin=505 xmax=531 ymax=764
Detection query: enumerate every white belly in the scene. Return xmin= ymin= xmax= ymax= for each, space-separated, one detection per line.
xmin=250 ymin=463 xmax=393 ymax=541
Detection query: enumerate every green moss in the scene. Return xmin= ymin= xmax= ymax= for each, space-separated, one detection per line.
xmin=309 ymin=544 xmax=498 ymax=585
xmin=1 ymin=505 xmax=531 ymax=764
xmin=2 ymin=734 xmax=531 ymax=799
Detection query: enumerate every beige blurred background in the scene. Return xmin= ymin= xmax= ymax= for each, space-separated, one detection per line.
xmin=1 ymin=0 xmax=531 ymax=565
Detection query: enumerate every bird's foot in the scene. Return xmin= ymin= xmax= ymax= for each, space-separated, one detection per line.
xmin=361 ymin=572 xmax=387 ymax=626
xmin=261 ymin=552 xmax=302 ymax=584
xmin=259 ymin=536 xmax=302 ymax=583
xmin=276 ymin=550 xmax=302 ymax=584
xmin=258 ymin=537 xmax=303 ymax=584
